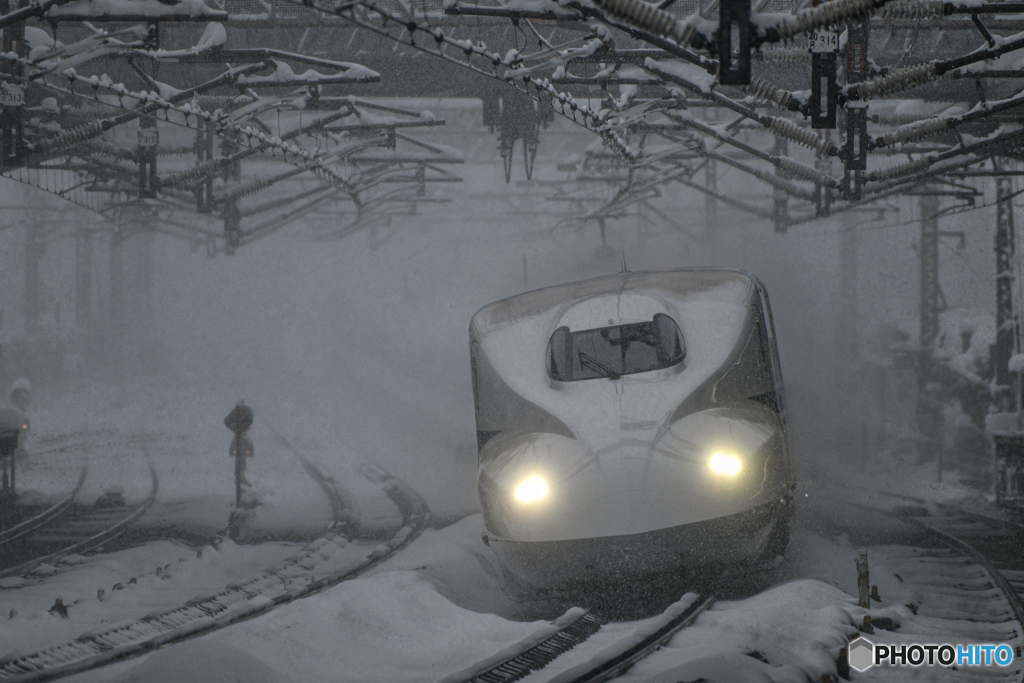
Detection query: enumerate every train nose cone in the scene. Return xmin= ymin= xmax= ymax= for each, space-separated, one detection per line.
xmin=499 ymin=439 xmax=744 ymax=543
xmin=553 ymin=442 xmax=725 ymax=538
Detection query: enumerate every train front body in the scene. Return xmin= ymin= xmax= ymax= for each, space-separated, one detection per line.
xmin=469 ymin=269 xmax=795 ymax=600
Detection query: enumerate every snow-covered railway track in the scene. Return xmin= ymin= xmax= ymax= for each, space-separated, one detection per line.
xmin=0 ymin=465 xmax=87 ymax=547
xmin=439 ymin=593 xmax=713 ymax=683
xmin=0 ymin=467 xmax=429 ymax=683
xmin=298 ymin=456 xmax=360 ymax=536
xmin=847 ymin=488 xmax=1024 ymax=681
xmin=0 ymin=464 xmax=157 ymax=579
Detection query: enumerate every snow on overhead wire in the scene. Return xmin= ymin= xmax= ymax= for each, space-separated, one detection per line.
xmin=880 ymin=0 xmax=945 ymax=18
xmin=46 ymin=0 xmax=228 ymax=20
xmin=585 ymin=0 xmax=888 ymax=51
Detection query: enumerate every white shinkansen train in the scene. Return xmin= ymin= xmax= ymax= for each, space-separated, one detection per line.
xmin=469 ymin=268 xmax=796 ymax=599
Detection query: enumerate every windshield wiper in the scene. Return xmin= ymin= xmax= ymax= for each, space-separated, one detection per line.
xmin=579 ymin=351 xmax=620 ymax=380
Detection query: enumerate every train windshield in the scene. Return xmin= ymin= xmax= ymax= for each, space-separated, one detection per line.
xmin=547 ymin=314 xmax=685 ymax=382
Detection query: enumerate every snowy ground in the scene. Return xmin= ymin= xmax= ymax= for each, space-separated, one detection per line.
xmin=3 ymin=407 xmax=1012 ymax=683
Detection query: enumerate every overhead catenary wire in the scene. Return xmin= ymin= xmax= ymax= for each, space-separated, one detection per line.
xmin=277 ymin=0 xmax=640 ymax=164
xmin=847 ymin=30 xmax=1024 ymax=100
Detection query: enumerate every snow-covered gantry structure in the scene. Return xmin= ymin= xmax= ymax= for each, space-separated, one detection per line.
xmin=0 ymin=0 xmax=464 ymax=256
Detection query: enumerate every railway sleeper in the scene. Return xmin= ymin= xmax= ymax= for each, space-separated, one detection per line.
xmin=895 ymin=558 xmax=981 ymax=571
xmin=913 ymin=584 xmax=1005 ymax=599
xmin=910 ymin=614 xmax=1021 ymax=638
xmin=914 ymin=603 xmax=1014 ymax=622
xmin=893 ymin=572 xmax=998 ymax=589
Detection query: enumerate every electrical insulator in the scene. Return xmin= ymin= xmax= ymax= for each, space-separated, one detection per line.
xmin=774 ymin=156 xmax=832 ymax=185
xmin=593 ymin=0 xmax=698 ymax=47
xmin=81 ymin=140 xmax=135 ymax=161
xmin=870 ymin=157 xmax=932 ymax=182
xmin=881 ymin=0 xmax=945 ymax=19
xmin=766 ymin=116 xmax=839 ymax=156
xmin=851 ymin=62 xmax=939 ymax=100
xmin=33 ymin=121 xmax=105 ymax=156
xmin=165 ymin=157 xmax=226 ymax=189
xmin=745 ymin=77 xmax=795 ymax=110
xmin=878 ymin=117 xmax=952 ymax=148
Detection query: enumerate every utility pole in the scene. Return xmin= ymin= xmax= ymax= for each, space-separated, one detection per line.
xmin=836 ymin=212 xmax=860 ymax=457
xmin=22 ymin=218 xmax=43 ymax=334
xmin=772 ymin=136 xmax=789 ymax=233
xmin=108 ymin=227 xmax=126 ymax=379
xmin=704 ymin=157 xmax=717 ymax=238
xmin=843 ymin=16 xmax=869 ymax=201
xmin=133 ymin=230 xmax=154 ymax=324
xmin=918 ymin=193 xmax=943 ymax=461
xmin=994 ymin=159 xmax=1017 ymax=412
xmin=919 ymin=195 xmax=941 ymax=350
xmin=75 ymin=229 xmax=91 ymax=329
xmin=838 ymin=215 xmax=858 ymax=361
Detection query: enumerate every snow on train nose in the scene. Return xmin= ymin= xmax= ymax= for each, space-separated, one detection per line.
xmin=482 ymin=410 xmax=783 ymax=544
xmin=495 ymin=444 xmax=745 ymax=543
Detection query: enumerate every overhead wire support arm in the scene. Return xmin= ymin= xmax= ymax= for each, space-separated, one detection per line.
xmin=866 ymin=127 xmax=1024 ymax=184
xmin=0 ymin=0 xmax=65 ymax=31
xmin=30 ymin=63 xmax=268 ymax=156
xmin=845 ymin=29 xmax=1024 ymax=101
xmin=704 ymin=147 xmax=818 ymax=200
xmin=643 ymin=60 xmax=837 ymax=157
xmin=30 ymin=71 xmax=360 ymax=191
xmin=971 ymin=12 xmax=997 ymax=46
xmin=280 ymin=0 xmax=640 ymax=164
xmin=872 ymin=88 xmax=1024 ymax=149
xmin=583 ymin=0 xmax=894 ymax=55
xmin=884 ymin=0 xmax=1024 ymax=17
xmin=161 ymin=105 xmax=359 ymax=189
xmin=664 ymin=111 xmax=838 ymax=187
xmin=442 ymin=0 xmax=713 ymax=68
xmin=445 ymin=0 xmax=899 ymax=81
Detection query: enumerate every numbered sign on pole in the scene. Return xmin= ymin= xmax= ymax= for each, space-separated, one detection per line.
xmin=1 ymin=83 xmax=25 ymax=107
xmin=809 ymin=30 xmax=839 ymax=53
xmin=137 ymin=128 xmax=159 ymax=147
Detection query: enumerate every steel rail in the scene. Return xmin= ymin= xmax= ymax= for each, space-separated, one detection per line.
xmin=896 ymin=513 xmax=1024 ymax=630
xmin=0 ymin=465 xmax=429 ymax=682
xmin=841 ymin=481 xmax=1024 ymax=535
xmin=438 ymin=608 xmax=604 ymax=683
xmin=0 ymin=462 xmax=158 ymax=579
xmin=548 ymin=593 xmax=715 ymax=683
xmin=437 ymin=592 xmax=713 ymax=683
xmin=296 ymin=456 xmax=361 ymax=536
xmin=842 ymin=487 xmax=1024 ymax=683
xmin=0 ymin=464 xmax=86 ymax=546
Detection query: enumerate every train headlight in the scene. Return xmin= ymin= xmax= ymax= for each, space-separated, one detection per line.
xmin=513 ymin=475 xmax=549 ymax=503
xmin=709 ymin=451 xmax=743 ymax=477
